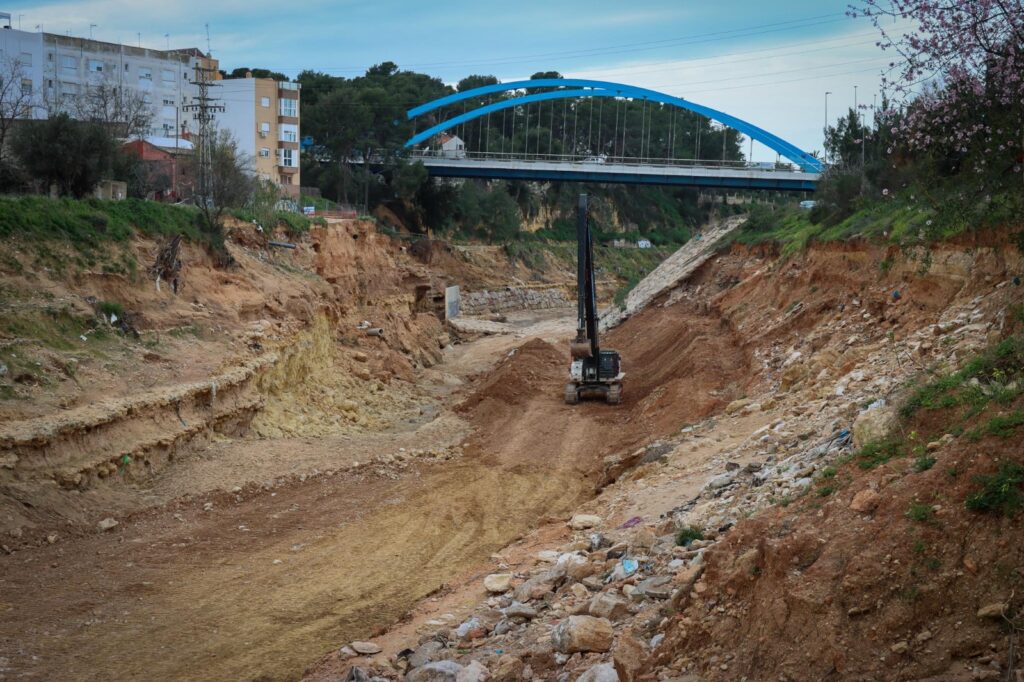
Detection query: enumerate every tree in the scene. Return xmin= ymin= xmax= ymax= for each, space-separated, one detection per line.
xmin=190 ymin=130 xmax=254 ymax=264
xmin=227 ymin=67 xmax=288 ymax=81
xmin=72 ymin=76 xmax=154 ymax=139
xmin=850 ymin=0 xmax=1024 ymax=178
xmin=11 ymin=113 xmax=116 ymax=197
xmin=0 ymin=55 xmax=37 ymax=171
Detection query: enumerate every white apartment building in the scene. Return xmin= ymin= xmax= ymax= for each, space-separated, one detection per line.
xmin=0 ymin=13 xmax=46 ymax=118
xmin=42 ymin=33 xmax=201 ymax=137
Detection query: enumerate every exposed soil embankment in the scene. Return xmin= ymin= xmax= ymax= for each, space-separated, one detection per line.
xmin=301 ymin=232 xmax=1023 ymax=682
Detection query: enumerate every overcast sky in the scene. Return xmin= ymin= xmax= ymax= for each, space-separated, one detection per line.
xmin=7 ymin=0 xmax=899 ymax=160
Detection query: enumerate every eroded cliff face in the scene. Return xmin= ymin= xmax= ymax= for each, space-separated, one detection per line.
xmin=0 ymin=217 xmax=452 ymax=540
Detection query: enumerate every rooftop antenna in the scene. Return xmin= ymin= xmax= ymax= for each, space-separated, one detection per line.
xmin=165 ymin=33 xmax=169 ymax=50
xmin=205 ymin=22 xmax=211 ymax=55
xmin=89 ymin=23 xmax=96 ymax=39
xmin=137 ymin=32 xmax=141 ymax=47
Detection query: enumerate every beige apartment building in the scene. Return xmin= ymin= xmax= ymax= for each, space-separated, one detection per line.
xmin=218 ymin=74 xmax=301 ymax=198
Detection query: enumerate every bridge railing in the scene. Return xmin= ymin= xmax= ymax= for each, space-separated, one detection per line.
xmin=406 ymin=149 xmax=802 ymax=173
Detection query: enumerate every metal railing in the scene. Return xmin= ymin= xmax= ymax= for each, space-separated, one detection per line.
xmin=407 ymin=149 xmax=802 ymax=173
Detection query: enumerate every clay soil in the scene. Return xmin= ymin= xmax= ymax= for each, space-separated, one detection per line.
xmin=0 ymin=291 xmax=745 ymax=681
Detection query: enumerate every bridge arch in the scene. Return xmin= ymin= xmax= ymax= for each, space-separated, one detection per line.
xmin=406 ymin=78 xmax=822 ymax=173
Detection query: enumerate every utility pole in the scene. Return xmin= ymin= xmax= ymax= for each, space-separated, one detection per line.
xmin=183 ymin=63 xmax=224 ymax=210
xmin=824 ymin=91 xmax=832 ymax=164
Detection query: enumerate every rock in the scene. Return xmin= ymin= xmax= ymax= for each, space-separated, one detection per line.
xmin=457 ymin=660 xmax=489 ymax=682
xmin=890 ymin=641 xmax=908 ymax=654
xmin=634 ymin=575 xmax=673 ymax=600
xmin=551 ymin=615 xmax=614 ymax=653
xmin=490 ymin=654 xmax=523 ymax=682
xmin=455 ymin=617 xmax=487 ymax=641
xmin=406 ymin=660 xmax=464 ymax=682
xmin=483 ymin=573 xmax=513 ymax=593
xmin=852 ymin=404 xmax=897 ymax=449
xmin=612 ymin=634 xmax=646 ymax=682
xmin=505 ymin=602 xmax=537 ymax=620
xmin=408 ymin=640 xmax=444 ymax=668
xmin=570 ymin=583 xmax=590 ymax=599
xmin=977 ymin=602 xmax=1007 ymax=619
xmin=589 ymin=592 xmax=631 ymax=620
xmin=707 ymin=471 xmax=736 ymax=489
xmin=513 ymin=570 xmax=560 ymax=602
xmin=350 ymin=641 xmax=382 ymax=655
xmin=576 ymin=663 xmax=619 ymax=682
xmin=97 ymin=517 xmax=119 ymax=532
xmin=569 ymin=514 xmax=602 ymax=530
xmin=725 ymin=398 xmax=751 ymax=415
xmin=849 ymin=488 xmax=881 ymax=513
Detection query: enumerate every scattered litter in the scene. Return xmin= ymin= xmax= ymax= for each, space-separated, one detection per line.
xmin=618 ymin=516 xmax=643 ymax=529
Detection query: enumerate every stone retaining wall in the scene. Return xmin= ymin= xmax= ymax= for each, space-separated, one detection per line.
xmin=461 ymin=286 xmax=570 ymax=315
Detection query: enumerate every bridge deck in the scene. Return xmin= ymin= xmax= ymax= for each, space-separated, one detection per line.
xmin=412 ymin=156 xmax=819 ymax=191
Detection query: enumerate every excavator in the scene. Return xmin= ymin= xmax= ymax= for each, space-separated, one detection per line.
xmin=565 ymin=194 xmax=624 ymax=405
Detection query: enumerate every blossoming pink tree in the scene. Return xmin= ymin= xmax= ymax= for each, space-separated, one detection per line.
xmin=849 ymin=0 xmax=1024 ymax=178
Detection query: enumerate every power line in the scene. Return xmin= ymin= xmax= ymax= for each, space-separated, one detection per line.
xmin=248 ymin=13 xmax=854 ymax=75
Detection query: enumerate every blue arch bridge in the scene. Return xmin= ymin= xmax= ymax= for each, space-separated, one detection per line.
xmin=400 ymin=79 xmax=822 ymax=192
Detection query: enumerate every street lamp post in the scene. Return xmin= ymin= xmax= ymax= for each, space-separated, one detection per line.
xmin=824 ymin=91 xmax=832 ymax=164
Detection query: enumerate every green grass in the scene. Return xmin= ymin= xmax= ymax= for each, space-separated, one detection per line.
xmin=965 ymin=462 xmax=1024 ymax=517
xmin=966 ymin=411 xmax=1024 ymax=442
xmin=902 ymin=335 xmax=1024 ymax=420
xmin=96 ymin=301 xmax=124 ymax=318
xmin=913 ymin=454 xmax=937 ymax=472
xmin=856 ymin=438 xmax=905 ymax=469
xmin=906 ymin=502 xmax=934 ymax=522
xmin=0 ymin=196 xmax=203 ymax=247
xmin=675 ymin=525 xmax=705 ymax=546
xmin=729 ymin=182 xmax=1011 ymax=255
xmin=0 ymin=309 xmax=93 ymax=351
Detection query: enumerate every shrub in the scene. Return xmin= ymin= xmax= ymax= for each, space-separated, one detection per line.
xmin=675 ymin=525 xmax=704 ymax=546
xmin=965 ymin=462 xmax=1024 ymax=517
xmin=857 ymin=439 xmax=904 ymax=469
xmin=913 ymin=454 xmax=937 ymax=472
xmin=907 ymin=502 xmax=934 ymax=522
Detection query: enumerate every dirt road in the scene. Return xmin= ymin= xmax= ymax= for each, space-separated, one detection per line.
xmin=0 ymin=304 xmax=742 ymax=681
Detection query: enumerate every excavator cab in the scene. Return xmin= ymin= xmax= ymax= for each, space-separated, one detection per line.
xmin=565 ymin=194 xmax=624 ymax=405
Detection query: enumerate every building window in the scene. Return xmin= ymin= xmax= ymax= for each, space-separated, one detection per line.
xmin=161 ymin=69 xmax=175 ymax=83
xmin=20 ymin=52 xmax=32 ymax=67
xmin=278 ymin=148 xmax=296 ymax=167
xmin=279 ymin=124 xmax=298 ymax=142
xmin=259 ymin=148 xmax=270 ymax=157
xmin=139 ymin=67 xmax=152 ymax=80
xmin=162 ymin=98 xmax=175 ymax=106
xmin=259 ymin=122 xmax=270 ymax=137
xmin=124 ymin=63 xmax=129 ymax=71
xmin=260 ymin=96 xmax=270 ymax=107
xmin=88 ymin=59 xmax=104 ymax=73
xmin=21 ymin=79 xmax=32 ymax=96
xmin=61 ymin=55 xmax=78 ymax=73
xmin=279 ymin=98 xmax=296 ymax=118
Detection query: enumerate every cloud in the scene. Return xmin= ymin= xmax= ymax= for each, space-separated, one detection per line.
xmin=562 ymin=24 xmax=896 ymax=159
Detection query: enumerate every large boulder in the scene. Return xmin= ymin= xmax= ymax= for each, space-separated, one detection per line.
xmin=852 ymin=402 xmax=897 ymax=448
xmin=513 ymin=570 xmax=561 ymax=602
xmin=612 ymin=634 xmax=646 ymax=682
xmin=483 ymin=573 xmax=513 ymax=594
xmin=551 ymin=615 xmax=614 ymax=653
xmin=406 ymin=660 xmax=463 ymax=682
xmin=588 ymin=592 xmax=630 ymax=620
